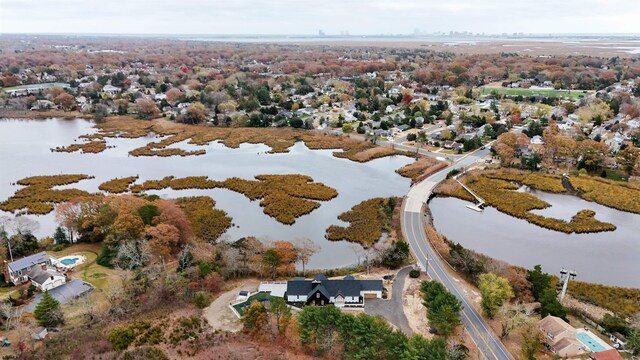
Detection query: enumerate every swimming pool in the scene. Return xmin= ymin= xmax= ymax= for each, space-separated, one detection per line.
xmin=576 ymin=331 xmax=607 ymax=352
xmin=60 ymin=257 xmax=80 ymax=266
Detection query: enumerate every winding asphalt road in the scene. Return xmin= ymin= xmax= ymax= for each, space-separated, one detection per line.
xmin=402 ymin=146 xmax=514 ymax=360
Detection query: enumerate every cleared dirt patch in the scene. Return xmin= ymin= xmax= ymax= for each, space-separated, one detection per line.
xmin=203 ymin=279 xmax=260 ymax=332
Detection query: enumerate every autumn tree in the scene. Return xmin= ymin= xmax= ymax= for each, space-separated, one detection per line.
xmin=112 ymin=212 xmax=145 ymax=240
xmin=478 ymin=273 xmax=514 ymax=319
xmin=616 ymin=146 xmax=639 ymax=175
xmin=135 ymin=98 xmax=159 ymax=119
xmin=576 ymin=139 xmax=610 ymax=171
xmin=154 ymin=200 xmax=193 ymax=243
xmin=182 ymin=102 xmax=206 ymax=124
xmin=576 ymin=99 xmax=612 ymax=124
xmin=269 ymin=297 xmax=292 ymax=335
xmin=242 ymin=301 xmax=268 ymax=338
xmin=293 ymin=237 xmax=319 ymax=276
xmin=165 ymin=88 xmax=183 ymax=104
xmin=55 ymin=199 xmax=83 ymax=242
xmin=144 ymin=223 xmax=180 ymax=260
xmin=48 ymin=86 xmax=65 ymax=99
xmin=520 ymin=323 xmax=542 ymax=360
xmin=54 ymin=93 xmax=75 ymax=111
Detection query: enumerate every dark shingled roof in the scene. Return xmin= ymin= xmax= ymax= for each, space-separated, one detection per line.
xmin=27 ymin=267 xmax=63 ymax=285
xmin=308 ymin=285 xmax=331 ymax=299
xmin=287 ymin=275 xmax=383 ymax=298
xmin=313 ymin=274 xmax=328 ymax=281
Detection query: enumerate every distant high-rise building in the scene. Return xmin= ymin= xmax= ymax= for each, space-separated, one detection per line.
xmin=318 ymin=29 xmax=325 ymax=37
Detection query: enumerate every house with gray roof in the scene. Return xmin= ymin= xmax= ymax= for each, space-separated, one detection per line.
xmin=3 ymin=252 xmax=66 ymax=291
xmin=286 ymin=274 xmax=383 ymax=307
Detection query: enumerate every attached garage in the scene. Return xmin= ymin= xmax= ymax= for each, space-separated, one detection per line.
xmin=31 ymin=272 xmax=66 ymax=292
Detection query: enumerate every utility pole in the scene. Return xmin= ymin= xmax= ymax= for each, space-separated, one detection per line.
xmin=559 ymin=268 xmax=577 ymax=303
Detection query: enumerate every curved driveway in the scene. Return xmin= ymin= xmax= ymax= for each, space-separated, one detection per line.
xmin=364 ymin=266 xmax=413 ymax=335
xmin=402 ymin=147 xmax=513 ymax=360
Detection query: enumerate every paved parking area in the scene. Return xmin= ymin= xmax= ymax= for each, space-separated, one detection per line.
xmin=364 ymin=266 xmax=413 ymax=335
xmin=19 ymin=279 xmax=94 ymax=313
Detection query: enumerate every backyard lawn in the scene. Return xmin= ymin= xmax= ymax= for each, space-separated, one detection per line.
xmin=49 ymin=243 xmax=122 ymax=291
xmin=232 ymin=292 xmax=279 ymax=314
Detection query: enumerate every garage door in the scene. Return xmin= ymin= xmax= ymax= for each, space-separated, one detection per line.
xmin=364 ymin=293 xmax=378 ymax=299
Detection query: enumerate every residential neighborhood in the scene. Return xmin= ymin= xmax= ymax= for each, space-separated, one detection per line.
xmin=0 ymin=19 xmax=639 ymax=360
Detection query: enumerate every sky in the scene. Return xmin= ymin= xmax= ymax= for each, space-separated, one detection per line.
xmin=1 ymin=0 xmax=639 ymax=36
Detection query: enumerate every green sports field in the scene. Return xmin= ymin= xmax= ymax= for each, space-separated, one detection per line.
xmin=480 ymin=87 xmax=590 ymax=99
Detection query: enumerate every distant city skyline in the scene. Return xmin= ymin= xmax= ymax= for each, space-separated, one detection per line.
xmin=1 ymin=0 xmax=639 ymax=36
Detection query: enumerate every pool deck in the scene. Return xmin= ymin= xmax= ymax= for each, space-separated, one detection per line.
xmin=52 ymin=254 xmax=87 ymax=269
xmin=576 ymin=328 xmax=613 ymax=353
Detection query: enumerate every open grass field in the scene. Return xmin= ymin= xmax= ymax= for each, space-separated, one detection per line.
xmin=480 ymin=86 xmax=590 ymax=99
xmin=49 ymin=243 xmax=123 ymax=291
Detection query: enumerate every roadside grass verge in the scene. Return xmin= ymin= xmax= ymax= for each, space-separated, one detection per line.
xmin=396 ymin=157 xmax=448 ymax=182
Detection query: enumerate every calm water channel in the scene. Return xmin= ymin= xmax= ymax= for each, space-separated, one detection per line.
xmin=0 ymin=118 xmax=415 ymax=270
xmin=430 ymin=188 xmax=640 ymax=288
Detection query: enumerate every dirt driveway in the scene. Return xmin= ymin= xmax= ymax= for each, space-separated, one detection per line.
xmin=203 ymin=279 xmax=259 ymax=332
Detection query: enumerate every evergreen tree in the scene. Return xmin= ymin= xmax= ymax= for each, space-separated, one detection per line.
xmin=53 ymin=226 xmax=69 ymax=245
xmin=34 ymin=291 xmax=64 ymax=327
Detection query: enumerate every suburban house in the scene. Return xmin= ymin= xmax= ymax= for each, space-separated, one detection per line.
xmin=3 ymin=252 xmax=66 ymax=291
xmin=102 ymin=84 xmax=122 ymax=96
xmin=286 ymin=274 xmax=383 ymax=307
xmin=538 ymin=316 xmax=587 ymax=358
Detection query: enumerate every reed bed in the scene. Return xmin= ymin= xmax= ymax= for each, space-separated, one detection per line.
xmin=326 ymin=197 xmax=395 ymax=247
xmin=0 ymin=174 xmax=94 ymax=214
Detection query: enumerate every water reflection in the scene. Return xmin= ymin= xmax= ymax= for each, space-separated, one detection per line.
xmin=430 ymin=190 xmax=640 ymax=287
xmin=0 ymin=118 xmax=414 ymax=270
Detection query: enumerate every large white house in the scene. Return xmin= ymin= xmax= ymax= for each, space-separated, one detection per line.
xmin=3 ymin=252 xmax=66 ymax=291
xmin=286 ymin=274 xmax=383 ymax=307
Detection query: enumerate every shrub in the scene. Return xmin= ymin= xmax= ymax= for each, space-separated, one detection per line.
xmin=122 ymin=347 xmax=168 ymax=360
xmin=51 ymin=244 xmax=66 ymax=252
xmin=446 ymin=169 xmax=460 ymax=179
xmin=193 ymin=291 xmax=210 ymax=309
xmin=108 ymin=321 xmax=151 ymax=351
xmin=409 ymin=269 xmax=421 ymax=278
xmin=96 ymin=244 xmax=117 ymax=268
xmin=108 ymin=326 xmax=136 ymax=351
